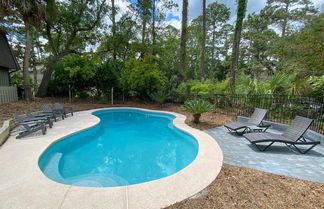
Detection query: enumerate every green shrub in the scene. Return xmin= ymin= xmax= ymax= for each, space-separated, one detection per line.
xmin=307 ymin=75 xmax=324 ymax=96
xmin=95 ymin=60 xmax=123 ymax=95
xmin=120 ymin=55 xmax=167 ymax=98
xmin=77 ymin=91 xmax=89 ymax=99
xmin=151 ymin=91 xmax=168 ymax=106
xmin=99 ymin=93 xmax=109 ymax=104
xmin=10 ymin=71 xmax=33 ymax=89
xmin=176 ymin=79 xmax=230 ymax=96
xmin=48 ymin=53 xmax=98 ymax=96
xmin=181 ymin=100 xmax=214 ymax=123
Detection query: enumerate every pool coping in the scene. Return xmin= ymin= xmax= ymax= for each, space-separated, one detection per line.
xmin=0 ymin=107 xmax=223 ymax=209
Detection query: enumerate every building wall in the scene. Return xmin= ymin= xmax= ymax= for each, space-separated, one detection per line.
xmin=0 ymin=68 xmax=9 ymax=86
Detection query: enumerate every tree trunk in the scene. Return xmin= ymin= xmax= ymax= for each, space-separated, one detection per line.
xmin=193 ymin=113 xmax=201 ymax=124
xmin=152 ymin=0 xmax=156 ymax=55
xmin=281 ymin=2 xmax=290 ymax=37
xmin=179 ymin=0 xmax=188 ymax=80
xmin=224 ymin=34 xmax=229 ymax=60
xmin=111 ymin=0 xmax=117 ymax=60
xmin=140 ymin=12 xmax=147 ymax=58
xmin=211 ymin=23 xmax=216 ymax=61
xmin=199 ymin=0 xmax=206 ymax=80
xmin=36 ymin=53 xmax=67 ymax=97
xmin=23 ymin=19 xmax=33 ymax=101
xmin=32 ymin=48 xmax=38 ymax=94
xmin=229 ymin=0 xmax=247 ymax=92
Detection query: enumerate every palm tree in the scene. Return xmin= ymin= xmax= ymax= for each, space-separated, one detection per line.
xmin=229 ymin=0 xmax=248 ymax=92
xmin=179 ymin=0 xmax=188 ymax=80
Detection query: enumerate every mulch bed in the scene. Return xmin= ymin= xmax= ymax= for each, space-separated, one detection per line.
xmin=1 ymin=98 xmax=323 ymax=208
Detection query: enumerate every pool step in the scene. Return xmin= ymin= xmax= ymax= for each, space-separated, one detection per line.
xmin=42 ymin=153 xmax=65 ymax=181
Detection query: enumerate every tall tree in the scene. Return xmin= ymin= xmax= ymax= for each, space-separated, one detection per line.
xmin=150 ymin=0 xmax=177 ymax=56
xmin=129 ymin=0 xmax=152 ymax=58
xmin=229 ymin=0 xmax=248 ymax=91
xmin=151 ymin=0 xmax=156 ymax=55
xmin=242 ymin=12 xmax=278 ymax=78
xmin=199 ymin=0 xmax=206 ymax=80
xmin=179 ymin=0 xmax=188 ymax=80
xmin=98 ymin=14 xmax=138 ymax=61
xmin=1 ymin=0 xmax=45 ymax=101
xmin=111 ymin=0 xmax=117 ymax=60
xmin=264 ymin=0 xmax=317 ymax=37
xmin=36 ymin=0 xmax=107 ymax=97
xmin=206 ymin=2 xmax=230 ymax=61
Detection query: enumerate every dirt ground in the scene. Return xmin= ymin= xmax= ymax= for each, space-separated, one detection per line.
xmin=1 ymin=98 xmax=323 ymax=209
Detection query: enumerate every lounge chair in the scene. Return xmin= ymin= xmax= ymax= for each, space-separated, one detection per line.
xmin=24 ymin=111 xmax=53 ymax=128
xmin=224 ymin=108 xmax=270 ymax=135
xmin=54 ymin=103 xmax=73 ymax=117
xmin=13 ymin=114 xmax=46 ymax=138
xmin=243 ymin=116 xmax=320 ymax=154
xmin=42 ymin=105 xmax=64 ymax=121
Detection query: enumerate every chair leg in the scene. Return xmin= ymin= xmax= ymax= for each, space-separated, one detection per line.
xmin=292 ymin=144 xmax=318 ymax=154
xmin=41 ymin=124 xmax=46 ymax=135
xmin=48 ymin=118 xmax=53 ymax=128
xmin=16 ymin=131 xmax=27 ymax=139
xmin=254 ymin=142 xmax=275 ymax=152
xmin=235 ymin=127 xmax=248 ymax=136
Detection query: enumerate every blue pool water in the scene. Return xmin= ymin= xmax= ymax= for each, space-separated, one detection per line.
xmin=39 ymin=109 xmax=198 ymax=187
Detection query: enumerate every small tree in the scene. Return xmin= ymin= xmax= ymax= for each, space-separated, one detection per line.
xmin=182 ymin=100 xmax=214 ymax=123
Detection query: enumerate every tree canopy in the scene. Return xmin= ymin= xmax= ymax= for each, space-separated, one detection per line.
xmin=1 ymin=0 xmax=322 ymax=100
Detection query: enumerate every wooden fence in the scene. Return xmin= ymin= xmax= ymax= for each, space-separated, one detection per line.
xmin=0 ymin=86 xmax=18 ymax=104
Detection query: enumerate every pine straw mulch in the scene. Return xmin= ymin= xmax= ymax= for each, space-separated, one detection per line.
xmin=0 ymin=98 xmax=323 ymax=209
xmin=166 ymin=164 xmax=324 ymax=209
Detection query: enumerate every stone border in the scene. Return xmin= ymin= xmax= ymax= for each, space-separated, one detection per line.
xmin=0 ymin=108 xmax=223 ymax=209
xmin=0 ymin=120 xmax=11 ymax=145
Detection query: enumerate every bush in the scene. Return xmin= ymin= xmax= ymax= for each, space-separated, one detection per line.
xmin=151 ymin=91 xmax=168 ymax=106
xmin=120 ymin=55 xmax=167 ymax=98
xmin=181 ymin=100 xmax=214 ymax=123
xmin=99 ymin=93 xmax=109 ymax=104
xmin=307 ymin=75 xmax=324 ymax=96
xmin=177 ymin=79 xmax=230 ymax=95
xmin=48 ymin=54 xmax=98 ymax=96
xmin=95 ymin=60 xmax=123 ymax=95
xmin=10 ymin=71 xmax=34 ymax=89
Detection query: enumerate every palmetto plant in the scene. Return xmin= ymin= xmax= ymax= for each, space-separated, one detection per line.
xmin=151 ymin=91 xmax=168 ymax=107
xmin=182 ymin=100 xmax=214 ymax=123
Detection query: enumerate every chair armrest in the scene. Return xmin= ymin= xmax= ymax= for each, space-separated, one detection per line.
xmin=20 ymin=121 xmax=43 ymax=125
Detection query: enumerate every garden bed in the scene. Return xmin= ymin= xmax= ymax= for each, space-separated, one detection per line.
xmin=0 ymin=98 xmax=323 ymax=209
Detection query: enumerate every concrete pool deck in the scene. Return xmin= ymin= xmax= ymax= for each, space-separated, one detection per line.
xmin=0 ymin=108 xmax=223 ymax=209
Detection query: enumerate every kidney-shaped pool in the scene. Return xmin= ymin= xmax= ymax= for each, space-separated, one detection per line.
xmin=38 ymin=109 xmax=199 ymax=187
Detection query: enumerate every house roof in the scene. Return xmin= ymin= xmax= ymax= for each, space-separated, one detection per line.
xmin=0 ymin=30 xmax=21 ymax=72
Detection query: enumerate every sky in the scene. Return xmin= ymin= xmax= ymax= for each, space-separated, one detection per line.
xmin=115 ymin=0 xmax=324 ymax=29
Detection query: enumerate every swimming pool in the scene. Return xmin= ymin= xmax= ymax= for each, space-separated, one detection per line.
xmin=39 ymin=109 xmax=199 ymax=187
